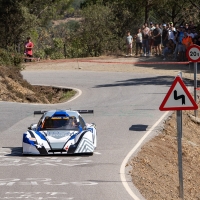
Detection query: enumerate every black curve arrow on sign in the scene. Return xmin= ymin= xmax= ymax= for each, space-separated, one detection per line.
xmin=174 ymin=90 xmax=185 ymax=105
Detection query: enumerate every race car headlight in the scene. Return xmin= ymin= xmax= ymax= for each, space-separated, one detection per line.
xmin=29 ymin=137 xmax=37 ymax=141
xmin=23 ymin=134 xmax=36 ymax=145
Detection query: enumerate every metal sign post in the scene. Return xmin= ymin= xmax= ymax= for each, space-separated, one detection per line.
xmin=177 ymin=73 xmax=184 ymax=199
xmin=177 ymin=110 xmax=184 ymax=199
xmin=194 ymin=62 xmax=197 ymax=117
xmin=186 ymin=44 xmax=200 ymax=117
xmin=160 ymin=74 xmax=198 ymax=199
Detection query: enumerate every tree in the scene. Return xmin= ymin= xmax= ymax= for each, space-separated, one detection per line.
xmin=188 ymin=0 xmax=200 ymax=10
xmin=0 ymin=0 xmax=37 ymax=49
xmin=151 ymin=0 xmax=200 ymax=25
xmin=0 ymin=0 xmax=72 ymax=50
xmin=24 ymin=0 xmax=73 ymax=25
xmin=66 ymin=3 xmax=116 ymax=57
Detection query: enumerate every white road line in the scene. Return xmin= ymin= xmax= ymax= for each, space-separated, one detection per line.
xmin=94 ymin=152 xmax=101 ymax=155
xmin=65 ymin=87 xmax=82 ymax=103
xmin=120 ymin=111 xmax=170 ymax=200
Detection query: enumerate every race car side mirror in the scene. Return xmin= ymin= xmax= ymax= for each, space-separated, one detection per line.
xmin=28 ymin=124 xmax=37 ymax=130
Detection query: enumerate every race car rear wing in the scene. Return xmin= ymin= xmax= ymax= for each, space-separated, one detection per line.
xmin=76 ymin=110 xmax=94 ymax=114
xmin=34 ymin=111 xmax=46 ymax=115
xmin=34 ymin=110 xmax=94 ymax=115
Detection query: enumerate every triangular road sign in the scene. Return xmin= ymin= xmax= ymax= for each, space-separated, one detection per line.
xmin=159 ymin=76 xmax=198 ymax=111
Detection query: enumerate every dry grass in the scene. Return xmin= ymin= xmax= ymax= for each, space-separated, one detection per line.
xmin=0 ymin=65 xmax=76 ymax=103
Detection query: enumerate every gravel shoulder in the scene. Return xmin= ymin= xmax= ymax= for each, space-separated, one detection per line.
xmin=23 ymin=56 xmax=196 ymax=79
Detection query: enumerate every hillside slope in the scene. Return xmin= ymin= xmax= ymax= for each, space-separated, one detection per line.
xmin=0 ymin=65 xmax=75 ymax=103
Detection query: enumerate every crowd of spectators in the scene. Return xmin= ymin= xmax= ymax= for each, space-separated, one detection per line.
xmin=126 ymin=21 xmax=200 ymax=61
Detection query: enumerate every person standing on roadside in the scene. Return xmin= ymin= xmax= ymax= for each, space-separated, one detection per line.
xmin=182 ymin=32 xmax=193 ymax=61
xmin=152 ymin=23 xmax=162 ymax=56
xmin=142 ymin=22 xmax=150 ymax=56
xmin=169 ymin=22 xmax=176 ymax=31
xmin=134 ymin=28 xmax=142 ymax=56
xmin=24 ymin=37 xmax=34 ymax=62
xmin=168 ymin=26 xmax=176 ymax=44
xmin=176 ymin=26 xmax=185 ymax=61
xmin=185 ymin=23 xmax=189 ymax=32
xmin=162 ymin=24 xmax=168 ymax=48
xmin=126 ymin=31 xmax=133 ymax=56
xmin=149 ymin=22 xmax=155 ymax=56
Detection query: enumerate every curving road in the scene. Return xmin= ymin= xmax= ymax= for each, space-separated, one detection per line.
xmin=0 ymin=68 xmax=174 ymax=200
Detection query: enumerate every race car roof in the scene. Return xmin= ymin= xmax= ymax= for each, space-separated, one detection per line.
xmin=43 ymin=110 xmax=79 ymax=118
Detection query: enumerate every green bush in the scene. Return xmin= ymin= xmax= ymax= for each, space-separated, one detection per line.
xmin=11 ymin=53 xmax=23 ymax=68
xmin=0 ymin=49 xmax=10 ymax=66
xmin=34 ymin=50 xmax=46 ymax=59
xmin=50 ymin=52 xmax=65 ymax=59
xmin=0 ymin=49 xmax=23 ymax=69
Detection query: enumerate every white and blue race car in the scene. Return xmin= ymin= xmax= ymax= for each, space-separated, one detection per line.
xmin=22 ymin=110 xmax=97 ymax=155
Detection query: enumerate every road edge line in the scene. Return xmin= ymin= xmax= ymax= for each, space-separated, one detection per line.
xmin=120 ymin=111 xmax=170 ymax=200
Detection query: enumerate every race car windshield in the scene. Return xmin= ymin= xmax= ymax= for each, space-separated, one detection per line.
xmin=41 ymin=116 xmax=79 ymax=130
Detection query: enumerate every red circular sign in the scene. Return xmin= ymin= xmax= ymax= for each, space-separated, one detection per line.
xmin=186 ymin=44 xmax=200 ymax=62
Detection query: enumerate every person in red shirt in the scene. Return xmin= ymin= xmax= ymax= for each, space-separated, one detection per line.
xmin=24 ymin=37 xmax=34 ymax=61
xmin=182 ymin=32 xmax=193 ymax=61
xmin=182 ymin=32 xmax=193 ymax=49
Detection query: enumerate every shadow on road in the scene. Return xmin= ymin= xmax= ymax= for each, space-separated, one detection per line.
xmin=2 ymin=147 xmax=23 ymax=156
xmin=94 ymin=75 xmax=194 ymax=88
xmin=2 ymin=147 xmax=93 ymax=157
xmin=129 ymin=124 xmax=148 ymax=131
xmin=94 ymin=76 xmax=175 ymax=88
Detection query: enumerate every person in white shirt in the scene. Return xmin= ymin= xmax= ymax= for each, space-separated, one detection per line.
xmin=187 ymin=29 xmax=194 ymax=39
xmin=192 ymin=29 xmax=198 ymax=38
xmin=126 ymin=31 xmax=133 ymax=56
xmin=169 ymin=22 xmax=176 ymax=31
xmin=168 ymin=26 xmax=175 ymax=42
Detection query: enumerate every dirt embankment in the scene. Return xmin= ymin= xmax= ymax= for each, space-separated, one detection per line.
xmin=0 ymin=65 xmax=75 ymax=103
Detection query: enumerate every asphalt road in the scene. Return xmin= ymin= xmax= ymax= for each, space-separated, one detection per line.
xmin=0 ymin=69 xmax=174 ymax=200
